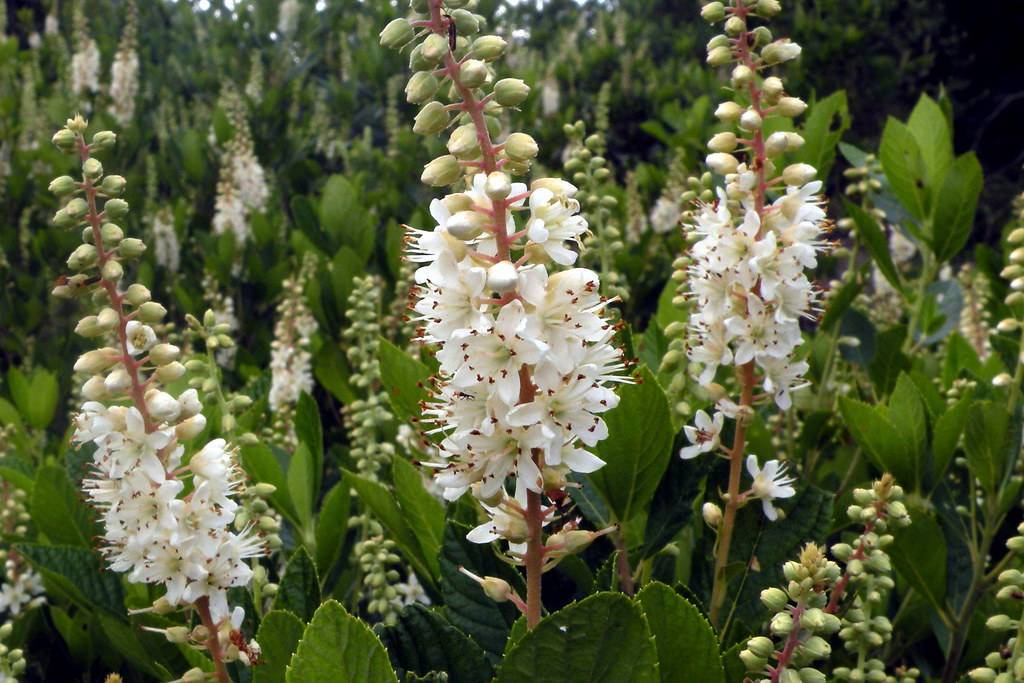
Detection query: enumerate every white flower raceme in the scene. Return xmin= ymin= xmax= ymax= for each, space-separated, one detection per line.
xmin=151 ymin=208 xmax=180 ymax=273
xmin=70 ymin=38 xmax=100 ymax=97
xmin=277 ymin=0 xmax=300 ymax=37
xmin=410 ymin=172 xmax=627 ymax=552
xmin=649 ymin=195 xmax=682 ymax=234
xmin=268 ymin=265 xmax=317 ymax=413
xmin=108 ymin=7 xmax=139 ymax=126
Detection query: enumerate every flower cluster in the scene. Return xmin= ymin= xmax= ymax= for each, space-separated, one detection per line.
xmin=969 ymin=522 xmax=1024 ymax=682
xmin=212 ymin=88 xmax=269 ymax=246
xmin=108 ymin=2 xmax=139 ymax=125
xmin=0 ymin=483 xmax=44 ymax=620
xmin=50 ymin=117 xmax=262 ymax=659
xmin=380 ymin=0 xmax=627 ymax=571
xmin=268 ymin=255 xmax=318 ymax=449
xmin=70 ymin=5 xmax=100 ymax=101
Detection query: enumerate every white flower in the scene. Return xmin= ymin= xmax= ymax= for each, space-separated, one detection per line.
xmin=125 ymin=321 xmax=157 ymax=355
xmin=649 ymin=195 xmax=682 ymax=234
xmin=71 ymin=39 xmax=100 ymax=97
xmin=146 ymin=390 xmax=181 ymax=423
xmin=746 ymin=455 xmax=796 ymax=521
xmin=525 ymin=187 xmax=589 ymax=265
xmin=680 ymin=410 xmax=724 ymax=459
xmin=109 ymin=48 xmax=139 ymax=125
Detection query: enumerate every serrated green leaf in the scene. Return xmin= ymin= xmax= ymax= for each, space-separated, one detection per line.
xmin=286 ymin=600 xmax=397 ymax=683
xmin=97 ymin=613 xmax=177 ymax=681
xmin=879 ymin=118 xmax=926 ymax=220
xmin=274 ymin=547 xmax=321 ymax=622
xmin=846 ymin=201 xmax=902 ymax=294
xmin=320 ymin=175 xmax=374 ymax=262
xmin=931 ymin=388 xmax=973 ymax=484
xmin=377 ymin=604 xmax=492 ymax=683
xmin=496 ymin=593 xmax=658 ymax=683
xmin=32 ymin=464 xmax=97 ymax=547
xmin=287 ymin=443 xmax=315 ymax=527
xmin=588 ymin=366 xmax=673 ymax=523
xmin=241 ymin=443 xmax=300 ymax=527
xmin=314 ymin=482 xmax=350 ymax=580
xmin=636 ymin=582 xmax=723 ymax=683
xmin=379 ymin=338 xmax=432 ymax=422
xmin=640 ymin=431 xmax=709 ymax=558
xmin=793 ymin=90 xmax=850 ymax=180
xmin=889 ymin=508 xmax=947 ymax=614
xmin=963 ymin=401 xmax=1011 ymax=494
xmin=839 ymin=397 xmax=913 ymax=486
xmin=867 ymin=326 xmax=909 ymax=396
xmin=253 ymin=610 xmax=305 ymax=683
xmin=392 ymin=456 xmax=445 ymax=575
xmin=907 ymin=94 xmax=953 ymax=197
xmin=294 ymin=392 xmax=323 ymax=497
xmin=16 ymin=543 xmax=123 ymax=615
xmin=884 ymin=373 xmax=927 ymax=488
xmin=313 ymin=342 xmax=356 ymax=404
xmin=930 ymin=152 xmax=982 ymax=262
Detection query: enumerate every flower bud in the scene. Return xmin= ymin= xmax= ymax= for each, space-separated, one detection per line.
xmin=797 ymin=669 xmax=825 ymax=683
xmin=451 ymin=9 xmax=479 ymax=34
xmin=119 ymin=237 xmax=146 ymax=258
xmin=125 ymin=283 xmax=152 ymax=306
xmin=760 ymin=587 xmax=788 ymax=612
xmin=91 ymin=130 xmax=117 ymax=152
xmin=100 ymin=175 xmax=127 ymax=196
xmin=985 ymin=613 xmax=1015 ymax=630
xmin=504 ymin=132 xmax=538 ymax=161
xmin=405 ymin=71 xmax=439 ymax=104
xmin=136 ymin=301 xmax=167 ymax=323
xmin=101 ymin=223 xmax=124 ymax=244
xmin=471 ymin=35 xmax=507 ymax=61
xmin=757 ymin=0 xmax=782 ymax=16
xmin=67 ymin=243 xmax=98 ymax=270
xmin=777 ymin=96 xmax=808 ymax=117
xmin=486 ymin=261 xmax=518 ymax=293
xmin=75 ymin=316 xmax=105 ymax=338
xmin=1009 ymin=227 xmax=1024 ymax=244
xmin=493 ymin=78 xmax=530 ymax=107
xmin=486 ymin=172 xmax=512 ymax=200
xmin=104 ymin=198 xmax=129 ymax=220
xmin=706 ymin=153 xmax=739 ymax=175
xmin=447 ymin=211 xmax=488 ymax=240
xmin=413 ymin=101 xmax=451 ymax=136
xmin=708 ymin=132 xmax=737 ymax=153
xmin=66 ymin=197 xmax=88 ymax=220
xmin=702 ymin=502 xmax=723 ymax=527
xmin=97 ymin=307 xmax=119 ymax=329
xmin=379 ymin=18 xmax=414 ymax=49
xmin=706 ymin=45 xmax=733 ymax=66
xmin=739 ymin=109 xmax=762 ymax=131
xmin=738 ymin=649 xmax=767 ymax=672
xmin=155 ymin=361 xmax=186 ymax=383
xmin=731 ymin=64 xmax=753 ymax=87
xmin=74 ymin=348 xmax=119 ymax=374
xmin=762 ymin=76 xmax=784 ymax=100
xmin=700 ymin=2 xmax=726 ymax=22
xmin=52 ymin=128 xmax=77 ymax=151
xmin=49 ymin=175 xmax=78 ymax=196
xmin=782 ymin=163 xmax=817 ymax=186
xmin=149 ymin=343 xmax=181 ymax=366
xmin=82 ymin=375 xmax=108 ymax=400
xmin=421 ymin=155 xmax=462 ymax=187
xmin=101 ymin=259 xmax=124 ymax=282
xmin=460 ymin=59 xmax=488 ymax=88
xmin=82 ymin=157 xmax=103 ymax=179
xmin=447 ymin=123 xmax=480 ymax=158
xmin=724 ymin=16 xmax=745 ymax=36
xmin=763 ymin=40 xmax=802 ymax=64
xmin=715 ymin=101 xmax=742 ymax=122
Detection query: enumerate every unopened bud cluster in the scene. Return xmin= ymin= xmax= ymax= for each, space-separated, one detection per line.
xmin=990 ymin=192 xmax=1024 ymax=389
xmin=969 ymin=528 xmax=1024 ymax=682
xmin=0 ymin=623 xmax=25 ymax=681
xmin=355 ymin=534 xmax=404 ymax=625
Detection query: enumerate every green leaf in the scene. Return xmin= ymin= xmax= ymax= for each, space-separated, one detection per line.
xmin=846 ymin=202 xmax=902 ymax=294
xmin=907 ymin=94 xmax=953 ymax=197
xmin=793 ymin=90 xmax=850 ymax=180
xmin=392 ymin=456 xmax=445 ymax=574
xmin=839 ymin=397 xmax=913 ymax=486
xmin=320 ymin=176 xmax=374 ymax=262
xmin=31 ymin=464 xmax=96 ymax=547
xmin=377 ymin=604 xmax=493 ymax=683
xmin=287 ymin=443 xmax=315 ymax=527
xmin=879 ymin=118 xmax=926 ymax=220
xmin=286 ymin=600 xmax=398 ymax=683
xmin=344 ymin=470 xmax=439 ymax=583
xmin=16 ymin=543 xmax=124 ymax=615
xmin=636 ymin=582 xmax=723 ymax=683
xmin=294 ymin=392 xmax=323 ymax=497
xmin=889 ymin=508 xmax=947 ymax=614
xmin=819 ymin=273 xmax=864 ymax=331
xmin=496 ymin=593 xmax=658 ymax=683
xmin=241 ymin=444 xmax=300 ymax=527
xmin=930 ymin=152 xmax=983 ymax=262
xmin=588 ymin=366 xmax=673 ymax=522
xmin=12 ymin=368 xmax=59 ymax=429
xmin=314 ymin=482 xmax=350 ymax=580
xmin=640 ymin=432 xmax=709 ymax=558
xmin=867 ymin=326 xmax=909 ymax=396
xmin=941 ymin=332 xmax=983 ymax=388
xmin=314 ymin=343 xmax=356 ymax=404
xmin=963 ymin=401 xmax=1011 ymax=494
xmin=439 ymin=522 xmax=523 ymax=661
xmin=883 ymin=373 xmax=927 ymax=487
xmin=274 ymin=547 xmax=321 ymax=622
xmin=379 ymin=338 xmax=432 ymax=422
xmin=291 ymin=195 xmax=331 ymax=254
xmin=50 ymin=605 xmax=92 ymax=665
xmin=253 ymin=610 xmax=306 ymax=683
xmin=931 ymin=389 xmax=973 ymax=484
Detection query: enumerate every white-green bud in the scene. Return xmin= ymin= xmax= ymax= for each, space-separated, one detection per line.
xmin=421 ymin=155 xmax=462 ymax=186
xmin=460 ymin=59 xmax=488 ymax=88
xmin=504 ymin=132 xmax=538 ymax=161
xmin=137 ymin=301 xmax=167 ymax=322
xmin=447 ymin=123 xmax=480 ymax=158
xmin=413 ymin=101 xmax=451 ymax=136
xmin=731 ymin=64 xmax=754 ymax=87
xmin=739 ymin=109 xmax=763 ymax=131
xmin=706 ymin=152 xmax=739 ymax=175
xmin=405 ymin=71 xmax=439 ymax=104
xmin=700 ymin=2 xmax=726 ymax=22
xmin=763 ymin=39 xmax=802 ymax=64
xmin=379 ymin=18 xmax=414 ymax=49
xmin=119 ymin=237 xmax=146 ymax=258
xmin=101 ymin=223 xmax=124 ymax=244
xmin=777 ymin=96 xmax=808 ymax=117
xmin=447 ymin=210 xmax=488 ymax=240
xmin=74 ymin=348 xmax=119 ymax=374
xmin=91 ymin=130 xmax=117 ymax=151
xmin=52 ymin=128 xmax=77 ymax=151
xmin=82 ymin=157 xmax=103 ymax=179
xmin=472 ymin=35 xmax=507 ymax=61
xmin=104 ymin=198 xmax=129 ymax=220
xmin=451 ymin=9 xmax=479 ymax=34
xmin=486 ymin=261 xmax=518 ymax=293
xmin=49 ymin=175 xmax=78 ymax=196
xmin=100 ymin=175 xmax=126 ymax=196
xmin=783 ymin=163 xmax=817 ymax=186
xmin=738 ymin=649 xmax=767 ymax=672
xmin=485 ymin=172 xmax=512 ymax=200
xmin=715 ymin=101 xmax=742 ymax=122
xmin=798 ymin=669 xmax=826 ymax=683
xmin=761 ymin=587 xmax=789 ymax=612
xmin=724 ymin=15 xmax=745 ymax=36
xmin=746 ymin=636 xmax=774 ymax=658
xmin=493 ymin=78 xmax=530 ymax=107
xmin=706 ymin=45 xmax=733 ymax=66
xmin=125 ymin=283 xmax=151 ymax=305
xmin=708 ymin=132 xmax=738 ymax=153
xmin=1008 ymin=227 xmax=1024 ymax=244
xmin=67 ymin=243 xmax=98 ymax=270
xmin=762 ymin=76 xmax=784 ymax=99
xmin=101 ymin=259 xmax=123 ymax=282
xmin=97 ymin=307 xmax=119 ymax=329
xmin=985 ymin=613 xmax=1015 ymax=630
xmin=149 ymin=343 xmax=181 ymax=366
xmin=66 ymin=197 xmax=88 ymax=220
xmin=702 ymin=501 xmax=723 ymax=527
xmin=155 ymin=361 xmax=186 ymax=383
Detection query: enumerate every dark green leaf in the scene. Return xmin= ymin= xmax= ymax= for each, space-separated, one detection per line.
xmin=274 ymin=547 xmax=321 ymax=623
xmin=963 ymin=401 xmax=1011 ymax=494
xmin=286 ymin=600 xmax=398 ymax=683
xmin=636 ymin=582 xmax=723 ymax=683
xmin=253 ymin=610 xmax=306 ymax=683
xmin=16 ymin=543 xmax=124 ymax=615
xmin=314 ymin=483 xmax=351 ymax=580
xmin=377 ymin=604 xmax=492 ymax=683
xmin=931 ymin=389 xmax=973 ymax=484
xmin=241 ymin=444 xmax=301 ymax=527
xmin=294 ymin=392 xmax=323 ymax=496
xmin=640 ymin=433 xmax=709 ymax=558
xmin=31 ymin=464 xmax=97 ymax=547
xmin=793 ymin=90 xmax=850 ymax=180
xmin=379 ymin=338 xmax=432 ymax=422
xmin=846 ymin=202 xmax=902 ymax=294
xmin=839 ymin=397 xmax=913 ymax=486
xmin=879 ymin=118 xmax=926 ymax=220
xmin=392 ymin=456 xmax=445 ymax=575
xmin=930 ymin=152 xmax=983 ymax=262
xmin=890 ymin=508 xmax=947 ymax=614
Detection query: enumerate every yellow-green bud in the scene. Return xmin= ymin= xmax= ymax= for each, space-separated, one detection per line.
xmin=100 ymin=175 xmax=126 ymax=196
xmin=757 ymin=0 xmax=782 ymax=16
xmin=715 ymin=101 xmax=742 ymax=122
xmin=700 ymin=2 xmax=726 ymax=22
xmin=471 ymin=35 xmax=507 ymax=61
xmin=1009 ymin=227 xmax=1024 ymax=244
xmin=797 ymin=669 xmax=825 ymax=683
xmin=731 ymin=64 xmax=754 ymax=87
xmin=413 ymin=101 xmax=451 ymax=136
xmin=164 ymin=626 xmax=191 ymax=644
xmin=421 ymin=33 xmax=449 ymax=64
xmin=74 ymin=348 xmax=119 ymax=374
xmin=104 ymin=198 xmax=129 ymax=220
xmin=97 ymin=307 xmax=119 ymax=329
xmin=126 ymin=283 xmax=151 ymax=305
xmin=74 ymin=316 xmax=104 ymax=338
xmin=149 ymin=343 xmax=181 ymax=366
xmin=724 ymin=16 xmax=745 ymax=36
xmin=451 ymin=8 xmax=479 ymax=34
xmin=65 ymin=197 xmax=88 ymax=220
xmin=783 ymin=163 xmax=817 ymax=186
xmin=54 ymin=209 xmax=77 ymax=229
xmin=49 ymin=175 xmax=78 ymax=196
xmin=82 ymin=157 xmax=103 ymax=179
xmin=156 ymin=361 xmax=186 ymax=383
xmin=421 ymin=155 xmax=462 ymax=187
xmin=138 ymin=301 xmax=167 ymax=322
xmin=91 ymin=130 xmax=117 ymax=152
xmin=405 ymin=71 xmax=439 ymax=104
xmin=101 ymin=222 xmax=124 ymax=244
xmin=777 ymin=96 xmax=808 ymax=117
xmin=760 ymin=587 xmax=788 ymax=612
xmin=985 ymin=613 xmax=1015 ymax=630
xmin=460 ymin=59 xmax=488 ymax=88
xmin=493 ymin=78 xmax=530 ymax=107
xmin=481 ymin=576 xmax=513 ymax=602
xmin=119 ymin=237 xmax=146 ymax=258
xmin=52 ymin=128 xmax=77 ymax=151
xmin=763 ymin=76 xmax=784 ymax=100
xmin=67 ymin=243 xmax=98 ymax=270
xmin=747 ymin=636 xmax=774 ymax=658
xmin=485 ymin=172 xmax=512 ymax=200
xmin=379 ymin=18 xmax=414 ymax=49
xmin=706 ymin=152 xmax=739 ymax=175
xmin=447 ymin=210 xmax=488 ymax=240
xmin=706 ymin=45 xmax=733 ymax=66
xmin=708 ymin=132 xmax=737 ymax=153
xmin=738 ymin=649 xmax=767 ymax=672
xmin=504 ymin=132 xmax=538 ymax=161
xmin=101 ymin=259 xmax=123 ymax=282
xmin=408 ymin=44 xmax=433 ymax=72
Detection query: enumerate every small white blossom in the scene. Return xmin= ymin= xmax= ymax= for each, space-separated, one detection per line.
xmin=745 ymin=455 xmax=796 ymax=520
xmin=680 ymin=410 xmax=724 ymax=459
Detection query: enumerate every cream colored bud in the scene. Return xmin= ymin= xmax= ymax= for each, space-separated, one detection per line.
xmin=706 ymin=152 xmax=739 ymax=175
xmin=731 ymin=64 xmax=754 ymax=87
xmin=700 ymin=2 xmax=725 ymax=21
xmin=702 ymin=502 xmax=723 ymax=527
xmin=762 ymin=77 xmax=784 ymax=99
xmin=155 ymin=361 xmax=186 ymax=383
xmin=49 ymin=175 xmax=78 ymax=196
xmin=992 ymin=373 xmax=1013 ymax=388
xmin=997 ymin=318 xmax=1019 ymax=333
xmin=137 ymin=301 xmax=167 ymax=323
xmin=485 ymin=172 xmax=512 ymax=200
xmin=447 ymin=211 xmax=488 ymax=240
xmin=1009 ymin=227 xmax=1024 ymax=245
xmin=125 ymin=283 xmax=151 ymax=306
xmin=782 ymin=163 xmax=817 ymax=186
xmin=492 ymin=78 xmax=530 ymax=107
xmin=777 ymin=96 xmax=808 ymax=117
xmin=103 ymin=367 xmax=131 ymax=393
xmin=471 ymin=35 xmax=507 ymax=61
xmin=82 ymin=375 xmax=108 ymax=400
xmin=421 ymin=33 xmax=449 ymax=63
xmin=74 ymin=315 xmax=104 ymax=338
xmin=119 ymin=237 xmax=146 ymax=258
xmin=149 ymin=343 xmax=181 ymax=366
xmin=90 ymin=130 xmax=116 ymax=152
xmin=706 ymin=45 xmax=733 ymax=66
xmin=441 ymin=192 xmax=474 ymax=214
xmin=101 ymin=259 xmax=123 ymax=282
xmin=504 ymin=132 xmax=538 ymax=161
xmin=481 ymin=576 xmax=513 ymax=602
xmin=708 ymin=132 xmax=737 ymax=153
xmin=724 ymin=15 xmax=745 ymax=36
xmin=486 ymin=261 xmax=518 ymax=293
xmin=413 ymin=101 xmax=450 ymax=136
xmin=1010 ymin=247 xmax=1024 ymax=264
xmin=447 ymin=123 xmax=480 ymax=158
xmin=715 ymin=101 xmax=743 ymax=122
xmin=739 ymin=109 xmax=762 ymax=131
xmin=101 ymin=222 xmax=124 ymax=244
xmin=379 ymin=18 xmax=414 ymax=49
xmin=762 ymin=39 xmax=802 ymax=64
xmin=74 ymin=348 xmax=119 ymax=374
xmin=405 ymin=71 xmax=439 ymax=104
xmin=421 ymin=155 xmax=462 ymax=187
xmin=460 ymin=59 xmax=488 ymax=88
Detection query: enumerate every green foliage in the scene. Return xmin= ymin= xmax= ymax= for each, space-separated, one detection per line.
xmin=286 ymin=600 xmax=398 ymax=683
xmin=636 ymin=583 xmax=724 ymax=683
